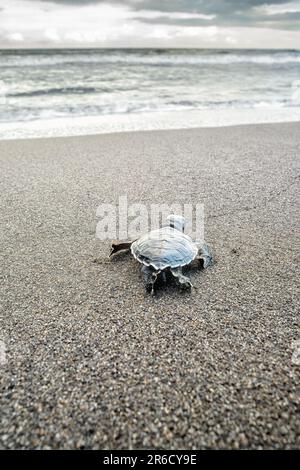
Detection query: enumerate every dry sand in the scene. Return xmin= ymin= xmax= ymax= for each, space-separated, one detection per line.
xmin=0 ymin=122 xmax=299 ymax=449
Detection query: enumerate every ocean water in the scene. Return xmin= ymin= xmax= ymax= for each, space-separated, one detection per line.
xmin=0 ymin=48 xmax=300 ymax=138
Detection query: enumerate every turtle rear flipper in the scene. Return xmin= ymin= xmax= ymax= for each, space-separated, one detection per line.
xmin=170 ymin=267 xmax=193 ymax=290
xmin=141 ymin=266 xmax=161 ymax=295
xmin=198 ymin=243 xmax=213 ymax=268
xmin=188 ymin=244 xmax=213 ymax=269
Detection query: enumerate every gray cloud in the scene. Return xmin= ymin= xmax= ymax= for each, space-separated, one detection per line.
xmin=129 ymin=1 xmax=300 ymax=30
xmin=34 ymin=0 xmax=300 ymax=30
xmin=2 ymin=0 xmax=299 ymax=48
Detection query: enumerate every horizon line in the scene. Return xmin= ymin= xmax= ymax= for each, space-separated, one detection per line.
xmin=0 ymin=46 xmax=299 ymax=51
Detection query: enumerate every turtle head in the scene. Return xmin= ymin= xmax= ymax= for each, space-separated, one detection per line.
xmin=167 ymin=214 xmax=185 ymax=232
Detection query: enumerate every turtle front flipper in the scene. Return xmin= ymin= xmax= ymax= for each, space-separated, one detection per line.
xmin=170 ymin=267 xmax=193 ymax=290
xmin=109 ymin=240 xmax=133 ymax=257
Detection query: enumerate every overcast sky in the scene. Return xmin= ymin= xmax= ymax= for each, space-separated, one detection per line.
xmin=1 ymin=0 xmax=300 ymax=48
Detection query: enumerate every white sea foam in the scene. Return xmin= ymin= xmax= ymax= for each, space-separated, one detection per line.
xmin=1 ymin=107 xmax=300 ymax=140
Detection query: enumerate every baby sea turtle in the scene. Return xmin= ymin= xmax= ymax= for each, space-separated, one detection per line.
xmin=110 ymin=214 xmax=213 ymax=294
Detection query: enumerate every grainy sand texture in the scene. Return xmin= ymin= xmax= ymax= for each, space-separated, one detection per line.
xmin=0 ymin=122 xmax=299 ymax=449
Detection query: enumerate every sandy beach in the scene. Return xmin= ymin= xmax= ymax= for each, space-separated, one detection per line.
xmin=0 ymin=122 xmax=299 ymax=449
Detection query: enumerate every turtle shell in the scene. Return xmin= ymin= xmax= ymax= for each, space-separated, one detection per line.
xmin=131 ymin=226 xmax=198 ymax=270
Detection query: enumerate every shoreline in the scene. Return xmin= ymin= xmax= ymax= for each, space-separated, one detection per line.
xmin=1 ymin=122 xmax=299 ymax=449
xmin=1 ymin=107 xmax=300 ymax=140
xmin=1 ymin=119 xmax=300 ymax=146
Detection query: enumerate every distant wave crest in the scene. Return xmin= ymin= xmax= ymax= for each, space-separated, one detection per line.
xmin=8 ymin=86 xmax=97 ymax=97
xmin=1 ymin=51 xmax=300 ymax=67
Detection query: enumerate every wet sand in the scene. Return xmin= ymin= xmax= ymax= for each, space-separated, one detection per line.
xmin=0 ymin=122 xmax=299 ymax=449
